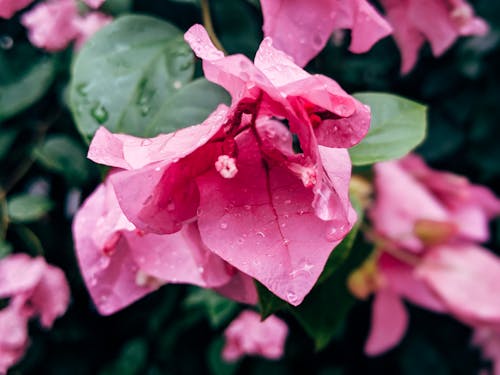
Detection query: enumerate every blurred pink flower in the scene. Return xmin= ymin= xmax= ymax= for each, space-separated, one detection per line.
xmin=0 ymin=0 xmax=34 ymax=19
xmin=473 ymin=327 xmax=500 ymax=375
xmin=364 ymin=154 xmax=500 ymax=356
xmin=222 ymin=310 xmax=288 ymax=362
xmin=370 ymin=154 xmax=500 ymax=253
xmin=73 ymin=12 xmax=112 ymax=49
xmin=0 ymin=254 xmax=70 ymax=373
xmin=73 ymin=175 xmax=257 ymax=315
xmin=21 ymin=0 xmax=79 ymax=51
xmin=260 ymin=0 xmax=392 ymax=67
xmin=379 ymin=0 xmax=489 ymax=73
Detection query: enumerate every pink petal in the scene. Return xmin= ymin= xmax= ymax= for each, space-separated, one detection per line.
xmin=0 ymin=254 xmax=45 ymax=298
xmin=21 ymin=0 xmax=79 ymax=52
xmin=261 ymin=0 xmax=391 ymax=67
xmin=370 ymin=160 xmax=450 ymax=252
xmin=89 ymin=105 xmax=228 ymax=170
xmin=418 ymin=244 xmax=500 ymax=325
xmin=214 ymin=270 xmax=258 ymax=305
xmin=30 ymin=264 xmax=70 ymax=328
xmin=0 ymin=0 xmax=34 ymax=19
xmin=126 ymin=223 xmax=231 ymax=288
xmin=365 ymin=289 xmax=409 ymax=356
xmin=72 ymin=182 xmax=156 ymax=315
xmin=197 ymin=130 xmax=352 ymax=305
xmin=378 ymin=253 xmax=446 ymax=313
xmin=222 ymin=310 xmax=288 ymax=362
xmin=0 ymin=305 xmax=29 ymax=348
xmin=83 ymin=0 xmax=105 ymax=8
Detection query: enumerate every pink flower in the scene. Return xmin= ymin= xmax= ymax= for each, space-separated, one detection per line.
xmin=363 ymin=154 xmax=500 ymax=355
xmin=473 ymin=327 xmax=500 ymax=375
xmin=0 ymin=254 xmax=70 ymax=373
xmin=370 ymin=154 xmax=500 ymax=253
xmin=82 ymin=25 xmax=369 ymax=307
xmin=73 ymin=12 xmax=112 ymax=50
xmin=83 ymin=0 xmax=105 ymax=8
xmin=260 ymin=0 xmax=393 ymax=67
xmin=73 ymin=175 xmax=257 ymax=315
xmin=222 ymin=310 xmax=288 ymax=362
xmin=21 ymin=0 xmax=79 ymax=52
xmin=0 ymin=0 xmax=34 ymax=19
xmin=379 ymin=0 xmax=489 ymax=73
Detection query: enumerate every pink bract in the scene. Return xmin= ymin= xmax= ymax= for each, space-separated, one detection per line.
xmin=0 ymin=0 xmax=34 ymax=19
xmin=83 ymin=0 xmax=105 ymax=8
xmin=222 ymin=310 xmax=288 ymax=362
xmin=379 ymin=0 xmax=489 ymax=73
xmin=473 ymin=327 xmax=500 ymax=375
xmin=260 ymin=0 xmax=393 ymax=67
xmin=72 ymin=177 xmax=257 ymax=315
xmin=370 ymin=154 xmax=500 ymax=252
xmin=21 ymin=0 xmax=79 ymax=52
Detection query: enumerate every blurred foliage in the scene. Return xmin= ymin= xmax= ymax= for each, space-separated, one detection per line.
xmin=0 ymin=0 xmax=498 ymax=374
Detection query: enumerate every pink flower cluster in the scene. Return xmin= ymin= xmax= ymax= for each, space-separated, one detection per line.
xmin=72 ymin=24 xmax=370 ymax=315
xmin=222 ymin=310 xmax=288 ymax=362
xmin=260 ymin=0 xmax=488 ymax=73
xmin=356 ymin=154 xmax=500 ymax=367
xmin=0 ymin=0 xmax=110 ymax=51
xmin=0 ymin=254 xmax=70 ymax=373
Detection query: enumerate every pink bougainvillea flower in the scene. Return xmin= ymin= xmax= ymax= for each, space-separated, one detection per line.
xmin=370 ymin=154 xmax=500 ymax=252
xmin=88 ymin=119 xmax=356 ymax=305
xmin=379 ymin=0 xmax=489 ymax=73
xmin=73 ymin=12 xmax=112 ymax=49
xmin=222 ymin=310 xmax=288 ymax=362
xmin=260 ymin=0 xmax=393 ymax=67
xmin=82 ymin=24 xmax=368 ymax=307
xmin=0 ymin=254 xmax=70 ymax=373
xmin=0 ymin=0 xmax=34 ymax=19
xmin=83 ymin=0 xmax=105 ymax=8
xmin=21 ymin=0 xmax=79 ymax=52
xmin=473 ymin=327 xmax=500 ymax=375
xmin=73 ymin=175 xmax=257 ymax=315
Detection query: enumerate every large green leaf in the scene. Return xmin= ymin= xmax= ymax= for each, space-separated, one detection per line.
xmin=350 ymin=93 xmax=427 ymax=165
xmin=70 ymin=15 xmax=195 ymax=141
xmin=35 ymin=135 xmax=94 ymax=185
xmin=147 ymin=78 xmax=230 ymax=135
xmin=0 ymin=56 xmax=55 ymax=121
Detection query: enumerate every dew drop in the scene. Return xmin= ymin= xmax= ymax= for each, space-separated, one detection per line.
xmin=237 ymin=237 xmax=244 ymax=245
xmin=286 ymin=291 xmax=299 ymax=304
xmin=197 ymin=266 xmax=204 ymax=274
xmin=284 ymin=199 xmax=291 ymax=205
xmin=90 ymin=103 xmax=109 ymax=124
xmin=220 ymin=222 xmax=228 ymax=230
xmin=75 ymin=83 xmax=89 ymax=97
xmin=244 ymin=204 xmax=252 ymax=211
xmin=256 ymin=231 xmax=265 ymax=238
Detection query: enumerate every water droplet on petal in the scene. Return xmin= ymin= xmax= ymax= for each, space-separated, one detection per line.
xmin=256 ymin=231 xmax=265 ymax=238
xmin=0 ymin=35 xmax=13 ymax=49
xmin=286 ymin=291 xmax=299 ymax=304
xmin=220 ymin=222 xmax=228 ymax=230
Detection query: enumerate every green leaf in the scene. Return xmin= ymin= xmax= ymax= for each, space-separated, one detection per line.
xmin=207 ymin=337 xmax=239 ymax=375
xmin=99 ymin=338 xmax=148 ymax=375
xmin=184 ymin=287 xmax=238 ymax=328
xmin=70 ymin=15 xmax=195 ymax=141
xmin=0 ymin=56 xmax=55 ymax=121
xmin=0 ymin=239 xmax=12 ymax=259
xmin=147 ymin=78 xmax=230 ymax=135
xmin=34 ymin=135 xmax=93 ymax=185
xmin=349 ymin=93 xmax=427 ymax=165
xmin=256 ymin=281 xmax=289 ymax=320
xmin=0 ymin=129 xmax=17 ymax=160
xmin=7 ymin=194 xmax=53 ymax=223
xmin=101 ymin=0 xmax=133 ymax=14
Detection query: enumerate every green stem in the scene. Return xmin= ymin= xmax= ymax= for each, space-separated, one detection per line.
xmin=200 ymin=0 xmax=226 ymax=53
